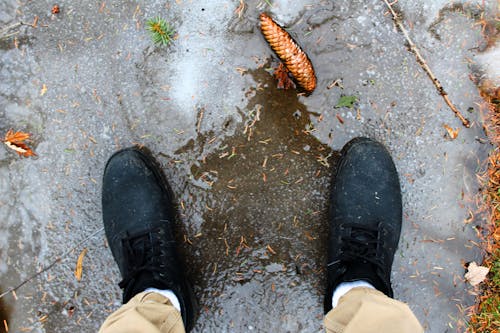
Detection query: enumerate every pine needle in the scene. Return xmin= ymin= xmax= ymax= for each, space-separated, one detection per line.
xmin=146 ymin=16 xmax=175 ymax=46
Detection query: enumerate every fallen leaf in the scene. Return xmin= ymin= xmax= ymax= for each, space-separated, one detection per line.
xmin=444 ymin=124 xmax=459 ymax=139
xmin=74 ymin=248 xmax=88 ymax=282
xmin=40 ymin=84 xmax=47 ymax=96
xmin=273 ymin=62 xmax=295 ymax=90
xmin=3 ymin=129 xmax=36 ymax=157
xmin=335 ymin=95 xmax=358 ymax=108
xmin=465 ymin=261 xmax=489 ymax=286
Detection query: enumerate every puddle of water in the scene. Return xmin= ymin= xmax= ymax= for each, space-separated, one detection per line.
xmin=176 ymin=64 xmax=337 ymax=331
xmin=0 ymin=289 xmax=12 ymax=333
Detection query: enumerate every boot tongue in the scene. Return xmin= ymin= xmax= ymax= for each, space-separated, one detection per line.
xmin=123 ymin=273 xmax=171 ymax=303
xmin=342 ymin=262 xmax=387 ymax=293
xmin=342 ymin=262 xmax=373 ymax=281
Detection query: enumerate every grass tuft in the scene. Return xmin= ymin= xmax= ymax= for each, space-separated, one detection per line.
xmin=468 ymin=87 xmax=500 ymax=332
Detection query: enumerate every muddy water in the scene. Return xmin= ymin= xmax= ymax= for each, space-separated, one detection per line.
xmin=177 ymin=65 xmax=336 ymax=332
xmin=0 ymin=288 xmax=12 ymax=333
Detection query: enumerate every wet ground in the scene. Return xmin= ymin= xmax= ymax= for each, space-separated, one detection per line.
xmin=0 ymin=0 xmax=497 ymax=332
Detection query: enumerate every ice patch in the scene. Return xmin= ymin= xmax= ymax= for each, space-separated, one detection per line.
xmin=476 ymin=42 xmax=500 ymax=87
xmin=167 ymin=1 xmax=235 ymax=120
xmin=268 ymin=0 xmax=303 ymax=24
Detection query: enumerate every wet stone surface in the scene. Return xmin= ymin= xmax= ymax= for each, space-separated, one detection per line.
xmin=0 ymin=0 xmax=496 ymax=332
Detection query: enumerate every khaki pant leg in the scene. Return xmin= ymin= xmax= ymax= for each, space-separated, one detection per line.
xmin=324 ymin=287 xmax=423 ymax=333
xmin=99 ymin=291 xmax=185 ymax=333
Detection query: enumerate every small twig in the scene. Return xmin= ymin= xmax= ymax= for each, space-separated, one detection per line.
xmin=0 ymin=22 xmax=22 ymax=34
xmin=0 ymin=22 xmax=23 ymax=40
xmin=0 ymin=17 xmax=41 ymax=40
xmin=196 ymin=107 xmax=204 ymax=133
xmin=235 ymin=0 xmax=246 ymax=19
xmin=382 ymin=0 xmax=470 ymax=128
xmin=0 ymin=227 xmax=104 ymax=299
xmin=0 ymin=31 xmax=20 ymax=40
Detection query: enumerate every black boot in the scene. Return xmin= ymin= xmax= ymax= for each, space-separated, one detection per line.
xmin=102 ymin=147 xmax=196 ymax=331
xmin=324 ymin=137 xmax=402 ymax=313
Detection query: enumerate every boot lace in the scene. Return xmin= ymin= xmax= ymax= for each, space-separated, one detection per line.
xmin=330 ymin=223 xmax=385 ymax=269
xmin=118 ymin=227 xmax=173 ymax=289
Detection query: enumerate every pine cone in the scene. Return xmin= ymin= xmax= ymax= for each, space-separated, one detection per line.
xmin=260 ymin=13 xmax=316 ymax=94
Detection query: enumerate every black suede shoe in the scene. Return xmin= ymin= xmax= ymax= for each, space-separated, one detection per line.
xmin=102 ymin=147 xmax=196 ymax=331
xmin=324 ymin=137 xmax=402 ymax=313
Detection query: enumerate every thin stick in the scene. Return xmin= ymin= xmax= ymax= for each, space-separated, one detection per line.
xmin=0 ymin=22 xmax=24 ymax=40
xmin=0 ymin=19 xmax=40 ymax=40
xmin=196 ymin=108 xmax=204 ymax=133
xmin=0 ymin=31 xmax=20 ymax=40
xmin=382 ymin=0 xmax=471 ymax=128
xmin=0 ymin=22 xmax=22 ymax=34
xmin=0 ymin=227 xmax=104 ymax=299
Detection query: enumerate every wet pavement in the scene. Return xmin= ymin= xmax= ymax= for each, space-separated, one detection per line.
xmin=0 ymin=0 xmax=497 ymax=332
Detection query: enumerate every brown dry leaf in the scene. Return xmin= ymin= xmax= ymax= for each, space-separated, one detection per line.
xmin=3 ymin=129 xmax=37 ymax=157
xmin=273 ymin=62 xmax=295 ymax=90
xmin=443 ymin=124 xmax=459 ymax=139
xmin=493 ymin=227 xmax=500 ymax=242
xmin=74 ymin=248 xmax=88 ymax=282
xmin=465 ymin=261 xmax=489 ymax=286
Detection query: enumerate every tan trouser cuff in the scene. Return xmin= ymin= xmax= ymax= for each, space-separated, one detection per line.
xmin=324 ymin=287 xmax=423 ymax=333
xmin=99 ymin=291 xmax=185 ymax=333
